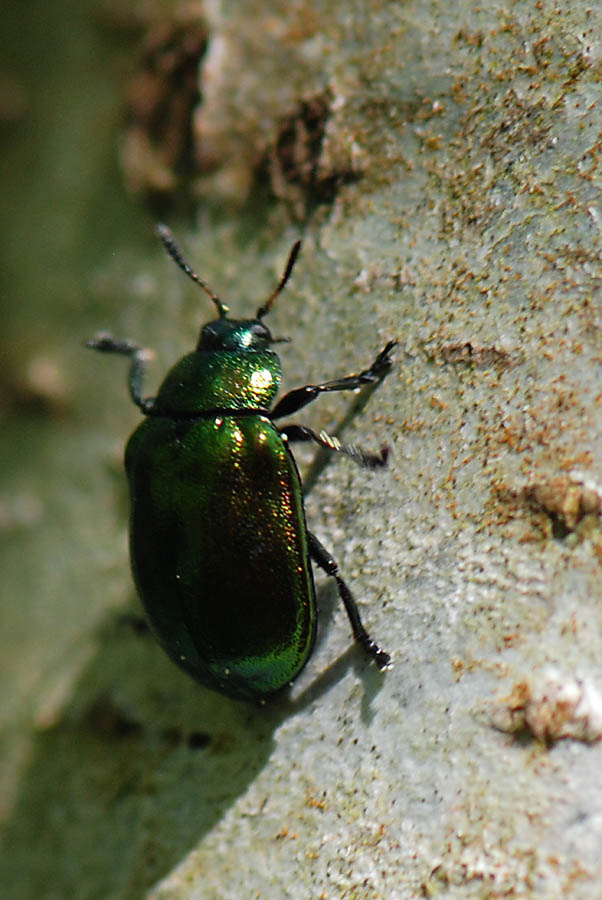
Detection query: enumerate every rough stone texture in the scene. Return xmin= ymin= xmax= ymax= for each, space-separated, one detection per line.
xmin=2 ymin=1 xmax=602 ymax=898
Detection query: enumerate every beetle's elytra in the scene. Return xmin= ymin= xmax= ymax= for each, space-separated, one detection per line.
xmin=87 ymin=227 xmax=395 ymax=701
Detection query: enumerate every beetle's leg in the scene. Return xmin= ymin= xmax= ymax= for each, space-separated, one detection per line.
xmin=281 ymin=424 xmax=389 ymax=469
xmin=308 ymin=532 xmax=391 ymax=670
xmin=271 ymin=340 xmax=397 ymax=420
xmin=86 ymin=334 xmax=155 ymax=413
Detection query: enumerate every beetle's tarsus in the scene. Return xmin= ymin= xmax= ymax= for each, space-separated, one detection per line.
xmin=358 ymin=635 xmax=392 ymax=670
xmin=86 ymin=333 xmax=155 ymax=413
xmin=281 ymin=424 xmax=390 ymax=469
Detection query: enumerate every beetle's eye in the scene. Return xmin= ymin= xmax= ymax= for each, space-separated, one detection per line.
xmin=250 ymin=322 xmax=272 ymax=342
xmin=198 ymin=323 xmax=221 ymax=349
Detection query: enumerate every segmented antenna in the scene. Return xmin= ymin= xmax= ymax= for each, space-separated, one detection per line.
xmin=256 ymin=240 xmax=302 ymax=319
xmin=156 ymin=224 xmax=229 ymax=318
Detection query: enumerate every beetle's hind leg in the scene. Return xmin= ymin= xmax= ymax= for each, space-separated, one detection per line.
xmin=281 ymin=424 xmax=388 ymax=469
xmin=308 ymin=532 xmax=391 ymax=670
xmin=86 ymin=334 xmax=155 ymax=413
xmin=271 ymin=340 xmax=397 ymax=420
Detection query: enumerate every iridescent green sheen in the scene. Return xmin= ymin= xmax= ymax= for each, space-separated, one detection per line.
xmin=87 ymin=231 xmax=393 ymax=702
xmin=152 ymin=348 xmax=281 ymax=414
xmin=126 ymin=348 xmax=316 ymax=701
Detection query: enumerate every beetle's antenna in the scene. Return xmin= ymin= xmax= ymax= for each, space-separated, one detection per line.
xmin=256 ymin=240 xmax=302 ymax=319
xmin=156 ymin=224 xmax=229 ymax=318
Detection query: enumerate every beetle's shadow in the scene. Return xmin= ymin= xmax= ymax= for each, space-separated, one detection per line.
xmin=2 ymin=583 xmax=388 ymax=900
xmin=1 ymin=610 xmax=285 ymax=900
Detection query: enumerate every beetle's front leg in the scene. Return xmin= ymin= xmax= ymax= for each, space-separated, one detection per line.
xmin=271 ymin=340 xmax=397 ymax=420
xmin=280 ymin=424 xmax=389 ymax=469
xmin=308 ymin=532 xmax=391 ymax=670
xmin=86 ymin=334 xmax=155 ymax=413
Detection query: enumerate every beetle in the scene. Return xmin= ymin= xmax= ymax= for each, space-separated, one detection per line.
xmin=87 ymin=227 xmax=395 ymax=701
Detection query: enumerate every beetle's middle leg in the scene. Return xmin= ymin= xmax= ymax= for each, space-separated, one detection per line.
xmin=271 ymin=340 xmax=396 ymax=420
xmin=86 ymin=334 xmax=155 ymax=413
xmin=308 ymin=532 xmax=391 ymax=670
xmin=280 ymin=424 xmax=388 ymax=469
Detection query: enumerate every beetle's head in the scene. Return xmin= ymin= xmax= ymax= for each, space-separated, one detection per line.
xmin=156 ymin=225 xmax=301 ymax=354
xmin=197 ymin=317 xmax=273 ymax=352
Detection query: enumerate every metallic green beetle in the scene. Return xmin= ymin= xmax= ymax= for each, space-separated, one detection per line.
xmin=87 ymin=227 xmax=394 ymax=701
